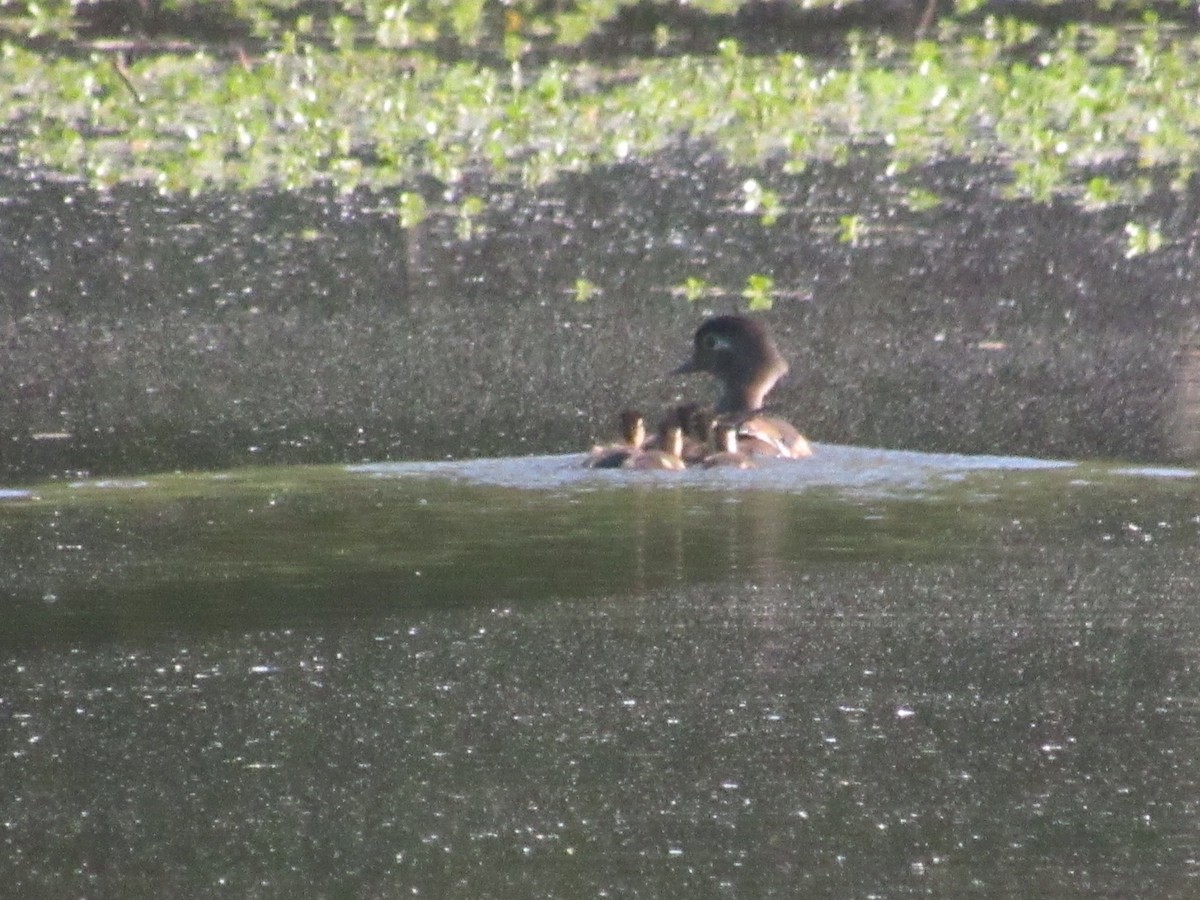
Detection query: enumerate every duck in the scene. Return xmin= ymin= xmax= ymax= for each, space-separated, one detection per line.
xmin=702 ymin=421 xmax=756 ymax=469
xmin=625 ymin=416 xmax=687 ymax=470
xmin=644 ymin=402 xmax=713 ymax=464
xmin=585 ymin=409 xmax=647 ymax=468
xmin=672 ymin=315 xmax=813 ymax=458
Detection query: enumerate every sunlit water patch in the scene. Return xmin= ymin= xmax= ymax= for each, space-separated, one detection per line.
xmin=3 ymin=537 xmax=1200 ymax=897
xmin=2 ymin=445 xmax=1199 ymax=896
xmin=350 ymin=443 xmax=1134 ymax=497
xmin=0 ymin=444 xmax=1188 ymax=644
xmin=1110 ymin=465 xmax=1198 ymax=479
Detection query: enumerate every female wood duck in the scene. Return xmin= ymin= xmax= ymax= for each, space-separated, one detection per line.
xmin=672 ymin=315 xmax=813 ymax=458
xmin=702 ymin=422 xmax=756 ymax=469
xmin=585 ymin=410 xmax=647 ymax=468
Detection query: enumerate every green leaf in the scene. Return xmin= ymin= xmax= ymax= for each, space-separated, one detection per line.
xmin=838 ymin=214 xmax=864 ymax=245
xmin=679 ymin=276 xmax=710 ymax=303
xmin=742 ymin=274 xmax=774 ymax=311
xmin=1124 ymin=221 xmax=1163 ymax=258
xmin=572 ymin=277 xmax=600 ymax=303
xmin=903 ymin=187 xmax=942 ymax=212
xmin=398 ymin=191 xmax=427 ymax=229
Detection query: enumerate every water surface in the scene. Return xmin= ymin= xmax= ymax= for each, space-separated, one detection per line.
xmin=3 ymin=449 xmax=1198 ymax=896
xmin=3 ymin=153 xmax=1197 ymax=483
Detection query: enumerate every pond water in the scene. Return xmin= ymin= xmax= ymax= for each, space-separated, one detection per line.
xmin=3 ymin=449 xmax=1198 ymax=896
xmin=2 ymin=151 xmax=1198 ymax=484
xmin=4 ymin=104 xmax=1200 ymax=896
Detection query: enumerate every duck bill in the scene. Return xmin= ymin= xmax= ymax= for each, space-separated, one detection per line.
xmin=670 ymin=358 xmax=699 ymax=376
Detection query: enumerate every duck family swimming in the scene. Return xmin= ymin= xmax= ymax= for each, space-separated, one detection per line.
xmin=585 ymin=315 xmax=812 ymax=469
xmin=586 ymin=409 xmax=688 ymax=470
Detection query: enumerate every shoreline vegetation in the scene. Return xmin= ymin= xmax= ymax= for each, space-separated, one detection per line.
xmin=3 ymin=0 xmax=1199 ymax=221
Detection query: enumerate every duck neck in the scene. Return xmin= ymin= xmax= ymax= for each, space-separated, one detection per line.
xmin=629 ymin=421 xmax=646 ymax=447
xmin=665 ymin=427 xmax=683 ymax=458
xmin=716 ymin=378 xmax=771 ymax=415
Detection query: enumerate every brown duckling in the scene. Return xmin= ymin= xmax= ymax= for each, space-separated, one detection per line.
xmin=702 ymin=422 xmax=756 ymax=469
xmin=644 ymin=402 xmax=713 ymax=465
xmin=625 ymin=420 xmax=686 ymax=470
xmin=585 ymin=410 xmax=646 ymax=469
xmin=677 ymin=402 xmax=717 ymax=464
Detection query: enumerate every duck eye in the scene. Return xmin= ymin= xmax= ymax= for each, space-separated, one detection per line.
xmin=701 ymin=333 xmax=729 ymax=352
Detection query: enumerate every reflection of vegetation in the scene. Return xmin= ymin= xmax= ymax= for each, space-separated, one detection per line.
xmin=2 ymin=0 xmax=1199 ymax=244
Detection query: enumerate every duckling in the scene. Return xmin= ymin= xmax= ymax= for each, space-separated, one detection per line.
xmin=672 ymin=315 xmax=813 ymax=458
xmin=677 ymin=402 xmax=717 ymax=465
xmin=625 ymin=420 xmax=686 ymax=470
xmin=702 ymin=422 xmax=756 ymax=469
xmin=585 ymin=410 xmax=646 ymax=469
xmin=645 ymin=403 xmax=713 ymax=465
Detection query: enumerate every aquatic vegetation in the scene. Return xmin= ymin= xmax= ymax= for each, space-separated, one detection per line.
xmin=902 ymin=187 xmax=943 ymax=212
xmin=677 ymin=276 xmax=713 ymax=303
xmin=1124 ymin=220 xmax=1164 ymax=258
xmin=2 ymin=3 xmax=1199 ymax=252
xmin=741 ymin=273 xmax=774 ymax=311
xmin=571 ymin=277 xmax=600 ymax=303
xmin=741 ymin=177 xmax=782 ymax=226
xmin=397 ymin=190 xmax=428 ymax=227
xmin=838 ymin=214 xmax=866 ymax=246
xmin=455 ymin=194 xmax=486 ymax=240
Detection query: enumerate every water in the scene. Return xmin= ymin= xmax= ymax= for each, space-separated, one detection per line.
xmin=2 ymin=152 xmax=1197 ymax=484
xmin=2 ymin=450 xmax=1198 ymax=896
xmin=3 ymin=131 xmax=1199 ymax=896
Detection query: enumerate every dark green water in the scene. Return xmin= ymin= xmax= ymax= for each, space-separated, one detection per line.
xmin=2 ymin=449 xmax=1198 ymax=896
